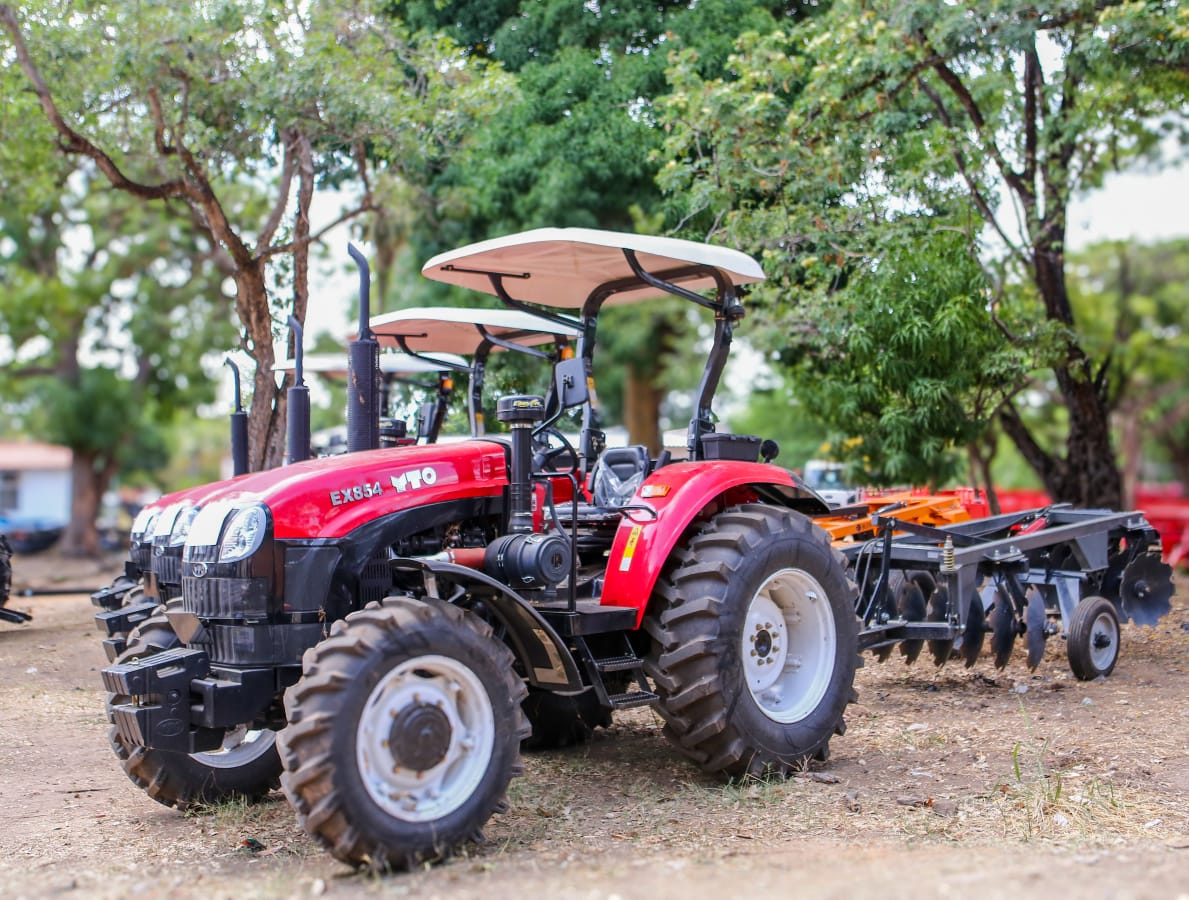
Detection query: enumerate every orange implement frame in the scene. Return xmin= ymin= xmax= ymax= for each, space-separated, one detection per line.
xmin=814 ymin=492 xmax=973 ymax=545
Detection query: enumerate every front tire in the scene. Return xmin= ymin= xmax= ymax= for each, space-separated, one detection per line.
xmin=277 ymin=597 xmax=529 ymax=870
xmin=643 ymin=504 xmax=859 ymax=778
xmin=106 ymin=611 xmax=282 ymax=808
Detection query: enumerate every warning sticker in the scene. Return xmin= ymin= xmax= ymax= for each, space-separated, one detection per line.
xmin=618 ymin=525 xmax=643 ymax=572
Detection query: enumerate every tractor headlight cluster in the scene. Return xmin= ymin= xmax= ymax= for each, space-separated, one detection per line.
xmin=219 ymin=506 xmax=268 ymax=562
xmin=130 ymin=507 xmax=159 ymax=545
xmin=168 ymin=505 xmax=201 ymax=548
xmin=183 ymin=502 xmax=271 ymax=563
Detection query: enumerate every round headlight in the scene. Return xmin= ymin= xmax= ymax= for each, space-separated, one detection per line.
xmin=168 ymin=505 xmax=201 ymax=547
xmin=218 ymin=505 xmax=268 ymax=562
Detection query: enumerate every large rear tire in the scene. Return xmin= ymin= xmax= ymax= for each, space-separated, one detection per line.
xmin=107 ymin=611 xmax=281 ymax=808
xmin=643 ymin=504 xmax=859 ymax=778
xmin=277 ymin=597 xmax=529 ymax=870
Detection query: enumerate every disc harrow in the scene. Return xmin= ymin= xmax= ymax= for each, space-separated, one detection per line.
xmin=836 ymin=504 xmax=1176 ymax=680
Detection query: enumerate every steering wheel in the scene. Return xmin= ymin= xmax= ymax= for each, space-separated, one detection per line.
xmin=532 ymin=426 xmax=578 ymax=474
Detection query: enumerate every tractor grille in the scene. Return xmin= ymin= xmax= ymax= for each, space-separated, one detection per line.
xmin=181 ymin=575 xmax=271 ymax=619
xmin=152 ymin=553 xmax=181 ymax=587
xmin=130 ymin=543 xmax=152 ymax=574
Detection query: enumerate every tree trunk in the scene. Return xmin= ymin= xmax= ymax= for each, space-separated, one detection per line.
xmin=60 ymin=452 xmax=107 ymax=558
xmin=624 ymin=365 xmax=663 ymax=454
xmin=1000 ymin=241 xmax=1123 ymax=509
xmin=235 ymin=263 xmax=285 ymax=471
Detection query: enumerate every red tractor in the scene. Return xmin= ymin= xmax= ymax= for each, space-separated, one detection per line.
xmin=102 ymin=228 xmax=857 ymax=869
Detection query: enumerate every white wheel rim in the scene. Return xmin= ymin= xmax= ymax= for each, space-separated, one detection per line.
xmin=1088 ymin=611 xmax=1118 ymax=671
xmin=356 ymin=654 xmax=495 ymax=823
xmin=741 ymin=568 xmax=837 ymax=724
xmin=194 ymin=726 xmax=275 ymax=769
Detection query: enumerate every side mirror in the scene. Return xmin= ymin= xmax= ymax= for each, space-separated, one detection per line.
xmin=554 ymin=357 xmax=589 ymax=410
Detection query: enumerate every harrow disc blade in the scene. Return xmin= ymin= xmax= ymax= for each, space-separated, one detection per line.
xmin=988 ymin=588 xmax=1017 ymax=669
xmin=960 ymin=593 xmax=987 ymax=668
xmin=875 ymin=644 xmax=895 ymax=663
xmin=1025 ymin=588 xmax=1047 ymax=670
xmin=926 ymin=585 xmax=954 ymax=667
xmin=897 ymin=580 xmax=927 ymax=665
xmin=1119 ymin=555 xmax=1174 ymax=626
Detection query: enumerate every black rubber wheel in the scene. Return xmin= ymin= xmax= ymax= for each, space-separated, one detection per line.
xmin=277 ymin=597 xmax=529 ymax=870
xmin=107 ymin=610 xmax=282 ymax=809
xmin=643 ymin=504 xmax=859 ymax=778
xmin=1067 ymin=595 xmax=1120 ymax=681
xmin=522 ymin=687 xmax=612 ymax=751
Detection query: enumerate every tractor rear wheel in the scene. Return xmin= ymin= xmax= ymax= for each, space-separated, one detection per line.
xmin=277 ymin=597 xmax=529 ymax=870
xmin=643 ymin=504 xmax=859 ymax=778
xmin=107 ymin=610 xmax=281 ymax=808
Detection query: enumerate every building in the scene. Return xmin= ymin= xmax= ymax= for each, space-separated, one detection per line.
xmin=0 ymin=441 xmax=73 ymax=547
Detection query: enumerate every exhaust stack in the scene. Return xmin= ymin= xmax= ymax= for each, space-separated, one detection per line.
xmin=346 ymin=243 xmax=380 ymax=453
xmin=224 ymin=357 xmax=249 ymax=476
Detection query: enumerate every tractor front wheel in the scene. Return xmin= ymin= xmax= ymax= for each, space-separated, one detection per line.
xmin=644 ymin=504 xmax=859 ymax=778
xmin=277 ymin=597 xmax=528 ymax=870
xmin=107 ymin=610 xmax=281 ymax=808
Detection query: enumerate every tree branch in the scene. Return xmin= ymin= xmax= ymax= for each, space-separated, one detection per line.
xmin=255 ymin=129 xmax=298 ymax=253
xmin=0 ymin=3 xmax=191 ymax=202
xmin=917 ymin=78 xmax=1028 ymax=265
xmin=263 ymin=202 xmax=374 ymax=259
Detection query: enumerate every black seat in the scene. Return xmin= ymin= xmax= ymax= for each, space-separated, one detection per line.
xmin=590 ymin=445 xmax=650 ymax=509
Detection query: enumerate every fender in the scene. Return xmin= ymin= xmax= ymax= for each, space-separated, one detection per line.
xmin=599 ymin=460 xmax=829 ymax=627
xmin=391 ymin=558 xmax=584 ymax=693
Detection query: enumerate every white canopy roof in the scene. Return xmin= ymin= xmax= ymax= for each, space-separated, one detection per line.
xmin=369 ymin=306 xmax=577 ymax=356
xmin=419 ymin=227 xmax=765 ymax=308
xmin=274 ymin=351 xmax=467 ymax=376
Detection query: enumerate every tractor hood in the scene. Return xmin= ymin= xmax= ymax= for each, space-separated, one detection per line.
xmin=186 ymin=441 xmax=508 ymax=541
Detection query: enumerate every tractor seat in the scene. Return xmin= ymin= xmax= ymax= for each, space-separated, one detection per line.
xmin=590 ymin=445 xmax=651 ymax=509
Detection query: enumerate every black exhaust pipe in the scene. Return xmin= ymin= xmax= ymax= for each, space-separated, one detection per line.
xmin=346 ymin=243 xmax=380 ymax=453
xmin=224 ymin=357 xmax=249 ymax=476
xmin=496 ymin=395 xmax=545 ymax=534
xmin=287 ymin=316 xmax=311 ymax=464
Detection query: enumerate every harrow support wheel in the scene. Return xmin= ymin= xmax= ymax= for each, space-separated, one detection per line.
xmin=277 ymin=597 xmax=529 ymax=870
xmin=1067 ymin=595 xmax=1120 ymax=681
xmin=643 ymin=504 xmax=859 ymax=778
xmin=107 ymin=610 xmax=281 ymax=808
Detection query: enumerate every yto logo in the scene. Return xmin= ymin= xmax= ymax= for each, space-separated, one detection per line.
xmin=391 ymin=466 xmax=439 ymax=493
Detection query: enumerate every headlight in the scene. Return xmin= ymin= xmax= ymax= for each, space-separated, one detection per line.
xmin=186 ymin=502 xmax=232 ymax=552
xmin=151 ymin=504 xmax=183 ymax=542
xmin=168 ymin=505 xmax=201 ymax=547
xmin=131 ymin=508 xmax=159 ymax=542
xmin=218 ymin=505 xmax=268 ymax=562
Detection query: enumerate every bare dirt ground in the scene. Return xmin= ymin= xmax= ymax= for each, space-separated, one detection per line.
xmin=1 ymin=552 xmax=1187 ymax=899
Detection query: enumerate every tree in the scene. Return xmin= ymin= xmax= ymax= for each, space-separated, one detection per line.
xmin=1067 ymin=239 xmax=1189 ymax=500
xmin=657 ymin=0 xmax=1189 ymax=506
xmin=0 ymin=1 xmax=509 ymax=468
xmin=383 ymin=0 xmax=798 ymax=451
xmin=0 ymin=185 xmax=236 ymax=556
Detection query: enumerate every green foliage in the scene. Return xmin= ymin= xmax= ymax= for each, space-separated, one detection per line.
xmin=0 ymin=181 xmax=236 ymax=487
xmin=656 ymin=0 xmax=1189 ymax=493
xmin=789 ymin=230 xmax=1023 ymax=485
